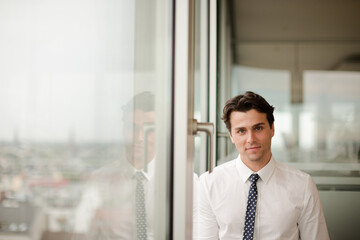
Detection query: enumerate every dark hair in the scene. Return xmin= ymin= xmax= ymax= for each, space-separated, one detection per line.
xmin=221 ymin=91 xmax=275 ymax=132
xmin=122 ymin=91 xmax=155 ymax=115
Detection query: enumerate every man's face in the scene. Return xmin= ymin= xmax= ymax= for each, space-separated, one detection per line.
xmin=229 ymin=109 xmax=274 ymax=170
xmin=124 ymin=109 xmax=155 ymax=169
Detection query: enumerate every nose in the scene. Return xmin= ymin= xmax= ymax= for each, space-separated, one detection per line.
xmin=247 ymin=130 xmax=255 ymax=143
xmin=136 ymin=128 xmax=144 ymax=142
xmin=131 ymin=125 xmax=144 ymax=143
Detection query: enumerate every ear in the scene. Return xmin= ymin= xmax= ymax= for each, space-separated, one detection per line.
xmin=271 ymin=123 xmax=275 ymax=137
xmin=229 ymin=131 xmax=235 ymax=143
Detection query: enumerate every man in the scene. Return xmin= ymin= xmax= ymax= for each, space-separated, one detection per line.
xmin=74 ymin=91 xmax=155 ymax=239
xmin=198 ymin=91 xmax=329 ymax=239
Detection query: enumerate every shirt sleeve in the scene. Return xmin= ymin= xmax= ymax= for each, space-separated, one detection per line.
xmin=298 ymin=175 xmax=330 ymax=240
xmin=197 ymin=173 xmax=219 ymax=240
xmin=74 ymin=183 xmax=102 ymax=233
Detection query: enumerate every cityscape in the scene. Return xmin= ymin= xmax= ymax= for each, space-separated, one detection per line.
xmin=0 ymin=139 xmax=122 ymax=240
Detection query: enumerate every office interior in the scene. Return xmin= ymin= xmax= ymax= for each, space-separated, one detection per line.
xmin=0 ymin=0 xmax=359 ymax=239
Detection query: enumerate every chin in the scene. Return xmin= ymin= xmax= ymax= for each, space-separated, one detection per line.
xmin=246 ymin=154 xmax=263 ymax=162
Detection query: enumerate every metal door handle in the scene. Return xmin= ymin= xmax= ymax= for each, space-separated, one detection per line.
xmin=192 ymin=119 xmax=214 ymax=173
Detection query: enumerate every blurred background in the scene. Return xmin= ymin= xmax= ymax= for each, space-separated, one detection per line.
xmin=0 ymin=0 xmax=359 ymax=239
xmin=216 ymin=1 xmax=360 ymax=239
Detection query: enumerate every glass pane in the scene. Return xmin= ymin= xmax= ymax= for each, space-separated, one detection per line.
xmin=193 ymin=0 xmax=209 ymax=239
xmin=227 ymin=67 xmax=360 ymax=174
xmin=0 ymin=1 xmax=172 ymax=239
xmin=193 ymin=0 xmax=208 ymax=176
xmin=301 ymin=71 xmax=360 ymax=166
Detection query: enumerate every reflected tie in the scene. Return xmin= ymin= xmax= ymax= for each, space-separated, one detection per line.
xmin=243 ymin=173 xmax=260 ymax=240
xmin=135 ymin=171 xmax=147 ymax=240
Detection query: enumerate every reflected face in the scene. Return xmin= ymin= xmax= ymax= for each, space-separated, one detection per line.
xmin=229 ymin=109 xmax=274 ymax=171
xmin=124 ymin=110 xmax=155 ymax=169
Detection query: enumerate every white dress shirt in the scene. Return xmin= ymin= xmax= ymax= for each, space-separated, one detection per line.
xmin=198 ymin=155 xmax=329 ymax=240
xmin=74 ymin=158 xmax=155 ymax=239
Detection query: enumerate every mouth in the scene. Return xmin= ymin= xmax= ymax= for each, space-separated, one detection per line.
xmin=133 ymin=143 xmax=143 ymax=148
xmin=246 ymin=146 xmax=261 ymax=151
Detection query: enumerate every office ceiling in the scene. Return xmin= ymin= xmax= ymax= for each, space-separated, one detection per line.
xmin=228 ymin=0 xmax=360 ymax=68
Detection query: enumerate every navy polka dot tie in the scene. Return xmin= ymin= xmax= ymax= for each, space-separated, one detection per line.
xmin=135 ymin=171 xmax=147 ymax=240
xmin=243 ymin=173 xmax=260 ymax=240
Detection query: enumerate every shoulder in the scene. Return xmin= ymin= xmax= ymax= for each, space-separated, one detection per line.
xmin=87 ymin=160 xmax=131 ymax=182
xmin=274 ymin=160 xmax=310 ymax=179
xmin=200 ymin=159 xmax=237 ymax=179
xmin=199 ymin=159 xmax=238 ymax=189
xmin=273 ymin=160 xmax=315 ymax=191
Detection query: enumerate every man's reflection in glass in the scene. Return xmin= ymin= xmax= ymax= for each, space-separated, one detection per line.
xmin=123 ymin=92 xmax=155 ymax=170
xmin=74 ymin=92 xmax=155 ymax=240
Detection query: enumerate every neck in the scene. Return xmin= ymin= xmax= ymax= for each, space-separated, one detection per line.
xmin=242 ymin=153 xmax=272 ymax=172
xmin=127 ymin=156 xmax=154 ymax=170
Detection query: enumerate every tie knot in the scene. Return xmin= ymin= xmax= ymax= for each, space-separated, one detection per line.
xmin=135 ymin=171 xmax=146 ymax=181
xmin=250 ymin=173 xmax=260 ymax=183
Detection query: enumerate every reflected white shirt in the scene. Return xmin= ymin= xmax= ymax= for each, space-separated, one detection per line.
xmin=74 ymin=158 xmax=155 ymax=239
xmin=198 ymin=155 xmax=329 ymax=240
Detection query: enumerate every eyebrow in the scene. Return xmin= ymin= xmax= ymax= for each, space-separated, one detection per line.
xmin=253 ymin=122 xmax=266 ymax=128
xmin=233 ymin=122 xmax=266 ymax=131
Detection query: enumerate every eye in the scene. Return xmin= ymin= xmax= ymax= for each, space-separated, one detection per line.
xmin=237 ymin=129 xmax=246 ymax=134
xmin=254 ymin=126 xmax=263 ymax=131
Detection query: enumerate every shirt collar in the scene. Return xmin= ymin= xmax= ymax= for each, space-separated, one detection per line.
xmin=258 ymin=156 xmax=276 ymax=184
xmin=132 ymin=157 xmax=155 ymax=181
xmin=236 ymin=155 xmax=254 ymax=183
xmin=236 ymin=155 xmax=276 ymax=184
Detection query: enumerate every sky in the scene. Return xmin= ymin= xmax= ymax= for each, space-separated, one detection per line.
xmin=0 ymin=0 xmax=144 ymax=142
